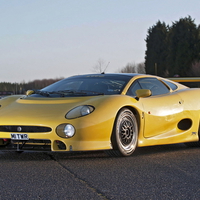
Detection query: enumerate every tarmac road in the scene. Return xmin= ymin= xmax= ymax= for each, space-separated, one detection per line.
xmin=0 ymin=144 xmax=200 ymax=200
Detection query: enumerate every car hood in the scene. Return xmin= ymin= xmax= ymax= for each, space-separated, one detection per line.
xmin=0 ymin=95 xmax=108 ymax=125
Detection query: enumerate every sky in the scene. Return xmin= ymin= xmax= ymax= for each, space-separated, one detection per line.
xmin=0 ymin=0 xmax=200 ymax=83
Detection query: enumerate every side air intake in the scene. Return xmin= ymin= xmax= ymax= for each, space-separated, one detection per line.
xmin=177 ymin=119 xmax=192 ymax=130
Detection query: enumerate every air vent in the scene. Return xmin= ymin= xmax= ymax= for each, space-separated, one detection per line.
xmin=0 ymin=126 xmax=52 ymax=133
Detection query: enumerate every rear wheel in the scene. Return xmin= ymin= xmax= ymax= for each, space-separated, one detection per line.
xmin=107 ymin=108 xmax=138 ymax=157
xmin=185 ymin=127 xmax=200 ymax=147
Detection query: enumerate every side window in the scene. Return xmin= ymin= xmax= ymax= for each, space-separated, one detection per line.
xmin=138 ymin=78 xmax=170 ymax=96
xmin=126 ymin=81 xmax=142 ymax=96
xmin=162 ymin=80 xmax=178 ymax=91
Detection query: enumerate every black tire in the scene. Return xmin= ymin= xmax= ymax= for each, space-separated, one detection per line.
xmin=107 ymin=108 xmax=138 ymax=157
xmin=15 ymin=151 xmax=24 ymax=154
xmin=184 ymin=126 xmax=200 ymax=147
xmin=184 ymin=141 xmax=200 ymax=147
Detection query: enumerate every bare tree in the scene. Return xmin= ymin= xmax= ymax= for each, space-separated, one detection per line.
xmin=137 ymin=62 xmax=146 ymax=74
xmin=119 ymin=63 xmax=137 ymax=73
xmin=118 ymin=62 xmax=146 ymax=74
xmin=92 ymin=58 xmax=110 ymax=73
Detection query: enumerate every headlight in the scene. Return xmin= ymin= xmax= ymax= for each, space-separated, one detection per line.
xmin=66 ymin=105 xmax=94 ymax=119
xmin=56 ymin=124 xmax=75 ymax=138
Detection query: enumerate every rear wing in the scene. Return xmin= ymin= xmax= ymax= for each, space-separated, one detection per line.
xmin=168 ymin=77 xmax=200 ymax=88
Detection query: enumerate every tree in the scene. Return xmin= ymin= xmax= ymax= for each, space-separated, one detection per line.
xmin=145 ymin=21 xmax=169 ymax=76
xmin=167 ymin=16 xmax=200 ymax=76
xmin=189 ymin=61 xmax=200 ymax=76
xmin=137 ymin=62 xmax=146 ymax=74
xmin=119 ymin=63 xmax=137 ymax=73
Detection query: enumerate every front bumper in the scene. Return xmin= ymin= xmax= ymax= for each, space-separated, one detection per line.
xmin=0 ymin=114 xmax=114 ymax=152
xmin=0 ymin=131 xmax=112 ymax=152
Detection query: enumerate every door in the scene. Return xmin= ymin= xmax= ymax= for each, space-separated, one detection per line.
xmin=127 ymin=77 xmax=184 ymax=138
xmin=140 ymin=93 xmax=183 ymax=138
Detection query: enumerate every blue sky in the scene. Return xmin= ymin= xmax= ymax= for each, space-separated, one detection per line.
xmin=0 ymin=0 xmax=200 ymax=82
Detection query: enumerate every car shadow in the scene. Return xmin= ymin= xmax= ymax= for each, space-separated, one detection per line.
xmin=0 ymin=143 xmax=198 ymax=161
xmin=47 ymin=143 xmax=198 ymax=160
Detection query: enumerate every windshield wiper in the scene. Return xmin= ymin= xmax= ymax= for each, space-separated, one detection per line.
xmin=51 ymin=90 xmax=104 ymax=96
xmin=34 ymin=90 xmax=104 ymax=97
xmin=50 ymin=90 xmax=88 ymax=97
xmin=34 ymin=90 xmax=50 ymax=97
xmin=78 ymin=90 xmax=104 ymax=95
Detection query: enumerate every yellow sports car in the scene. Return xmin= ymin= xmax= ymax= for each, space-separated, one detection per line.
xmin=0 ymin=73 xmax=200 ymax=157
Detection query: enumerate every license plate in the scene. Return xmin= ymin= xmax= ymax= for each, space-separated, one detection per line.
xmin=11 ymin=133 xmax=29 ymax=140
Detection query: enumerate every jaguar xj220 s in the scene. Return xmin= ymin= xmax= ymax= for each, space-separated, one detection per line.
xmin=0 ymin=73 xmax=200 ymax=157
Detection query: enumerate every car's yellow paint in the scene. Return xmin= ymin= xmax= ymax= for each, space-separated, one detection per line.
xmin=0 ymin=74 xmax=200 ymax=153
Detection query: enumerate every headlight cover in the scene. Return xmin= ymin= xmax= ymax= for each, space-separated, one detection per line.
xmin=56 ymin=124 xmax=75 ymax=138
xmin=66 ymin=105 xmax=94 ymax=119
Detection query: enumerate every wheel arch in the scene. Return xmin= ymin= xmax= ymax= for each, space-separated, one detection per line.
xmin=116 ymin=106 xmax=141 ymax=130
xmin=110 ymin=105 xmax=140 ymax=150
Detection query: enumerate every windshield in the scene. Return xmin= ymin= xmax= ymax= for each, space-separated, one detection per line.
xmin=30 ymin=74 xmax=132 ymax=97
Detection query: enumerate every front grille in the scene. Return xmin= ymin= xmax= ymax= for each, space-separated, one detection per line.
xmin=0 ymin=126 xmax=52 ymax=133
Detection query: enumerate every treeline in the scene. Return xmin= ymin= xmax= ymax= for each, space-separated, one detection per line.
xmin=0 ymin=78 xmax=63 ymax=94
xmin=119 ymin=62 xmax=146 ymax=74
xmin=145 ymin=16 xmax=200 ymax=77
xmin=117 ymin=16 xmax=200 ymax=76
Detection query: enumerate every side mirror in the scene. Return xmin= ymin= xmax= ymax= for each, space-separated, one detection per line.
xmin=26 ymin=90 xmax=35 ymax=96
xmin=136 ymin=89 xmax=151 ymax=99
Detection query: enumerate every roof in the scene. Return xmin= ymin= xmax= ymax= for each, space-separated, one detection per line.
xmin=71 ymin=73 xmax=142 ymax=78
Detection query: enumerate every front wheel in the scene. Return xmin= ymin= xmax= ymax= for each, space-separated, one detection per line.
xmin=107 ymin=108 xmax=138 ymax=157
